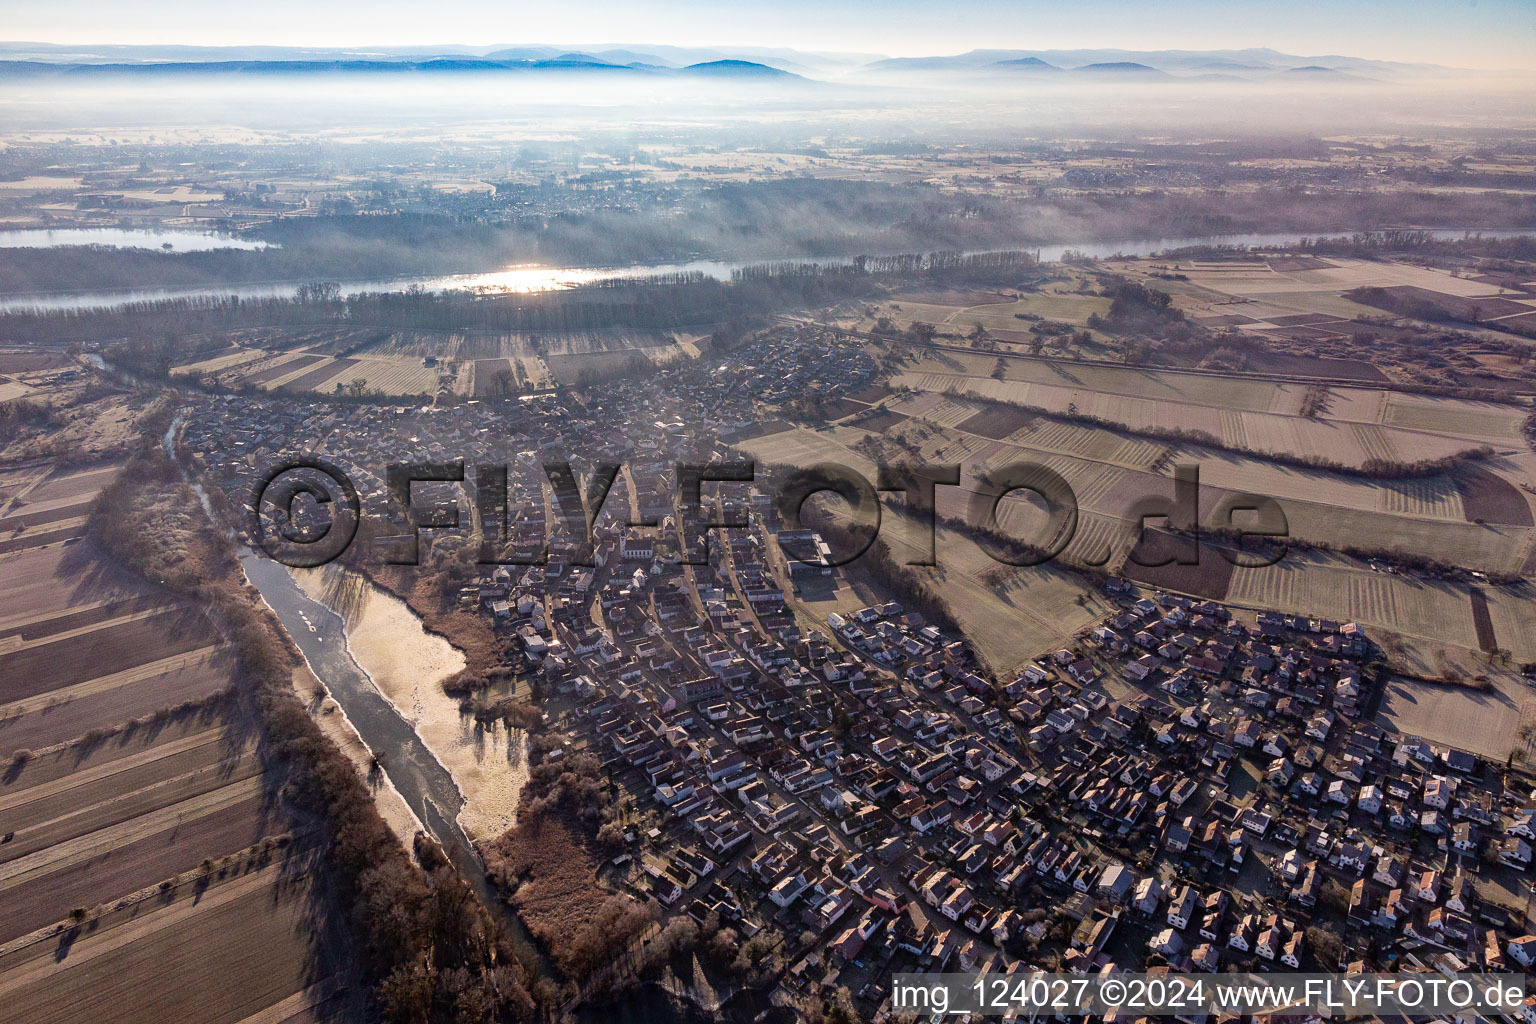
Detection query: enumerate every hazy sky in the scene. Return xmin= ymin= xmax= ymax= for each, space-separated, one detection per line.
xmin=4 ymin=0 xmax=1534 ymax=69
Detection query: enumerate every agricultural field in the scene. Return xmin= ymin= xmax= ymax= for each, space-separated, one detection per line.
xmin=307 ymin=356 xmax=441 ymax=396
xmin=1226 ymin=553 xmax=1490 ymax=654
xmin=888 ymin=352 xmax=1529 ymax=445
xmin=822 ymin=393 xmax=1535 ymax=573
xmin=885 ymin=515 xmax=1112 ymax=675
xmin=735 ymin=425 xmax=1111 ymax=674
xmin=0 ymin=458 xmax=354 ymax=1023
xmin=170 ymin=327 xmax=707 ymax=397
xmin=174 ymin=349 xmax=448 ymax=397
xmin=0 ymin=351 xmax=71 ymax=376
xmin=1376 ymin=672 xmax=1531 ymax=763
xmin=169 ymin=347 xmax=267 ymax=379
xmin=1214 ymin=553 xmax=1536 ymax=743
xmin=0 ymin=463 xmax=114 ymax=563
xmin=859 ymin=276 xmax=1111 ymax=341
xmin=745 ymin=332 xmax=1536 ymax=669
xmin=1119 ymin=255 xmax=1536 ymax=355
xmin=795 ymin=287 xmax=1536 ymax=746
xmin=517 ymin=355 xmax=555 ymax=389
xmin=1122 ymin=543 xmax=1536 ymax=760
xmin=0 ymin=837 xmax=355 ymax=1024
xmin=1127 ymin=254 xmax=1526 ymax=310
xmin=356 ymin=327 xmax=690 ymax=362
xmin=849 ymin=254 xmax=1536 ymax=398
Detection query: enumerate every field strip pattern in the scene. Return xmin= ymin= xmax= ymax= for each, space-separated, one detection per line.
xmin=1063 ymin=513 xmax=1124 ymax=566
xmin=0 ymin=646 xmax=220 ymax=717
xmin=1102 ymin=437 xmax=1164 ymax=469
xmin=240 ymin=353 xmax=326 ymax=388
xmin=1219 ymin=410 xmax=1249 ymax=449
xmin=1226 ymin=560 xmax=1484 ymax=651
xmin=1346 ymin=574 xmax=1401 ymax=624
xmin=1 ymin=750 xmax=262 ymax=863
xmin=1072 ymin=465 xmax=1129 ymax=507
xmin=172 ymin=347 xmax=266 ymax=377
xmin=0 ymin=523 xmax=86 ymax=555
xmin=1376 ymin=477 xmax=1465 ymax=519
xmin=0 ymin=774 xmax=264 ymax=894
xmin=915 ymin=397 xmax=980 ymax=428
xmin=0 ymin=857 xmax=292 ymax=989
xmin=0 ymin=468 xmax=52 ymax=519
xmin=231 ymin=978 xmax=349 ymax=1024
xmin=0 ymin=728 xmax=230 ymax=814
xmin=1487 ymin=592 xmax=1536 ymax=662
xmin=0 ymin=854 xmax=331 ymax=1024
xmin=1351 ymin=423 xmax=1399 ymax=463
xmin=0 ymin=598 xmax=119 ymax=633
xmin=0 ymin=663 xmax=233 ymax=754
xmin=0 ymin=491 xmax=96 ymax=521
xmin=900 ymin=368 xmax=1527 ymax=451
xmin=758 ymin=410 xmax=1511 ymax=567
xmin=0 ymin=511 xmax=90 ymax=545
xmin=1227 ymin=564 xmax=1299 ymax=609
xmin=929 ymin=413 xmax=1493 ymax=549
xmin=1 ymin=612 xmax=217 ymax=701
xmin=0 ymin=596 xmax=158 ymax=640
xmin=1013 ymin=421 xmax=1480 ymax=542
xmin=1382 ymin=396 xmax=1525 ymax=440
xmin=261 ymin=356 xmax=336 ymax=391
xmin=0 ymin=606 xmax=175 ymax=654
xmin=21 ymin=466 xmax=118 ymax=505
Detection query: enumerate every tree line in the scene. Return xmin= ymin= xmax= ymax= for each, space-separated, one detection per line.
xmin=88 ymin=420 xmax=541 ymax=1023
xmin=0 ymin=250 xmax=1042 ymax=350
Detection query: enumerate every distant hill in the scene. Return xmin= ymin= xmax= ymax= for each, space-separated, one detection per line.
xmin=549 ymin=52 xmax=621 ymax=65
xmin=0 ymin=51 xmax=824 ymax=83
xmin=1070 ymin=61 xmax=1172 ymax=78
xmin=0 ymin=40 xmax=851 ymax=75
xmin=1191 ymin=59 xmax=1269 ymax=71
xmin=991 ymin=57 xmax=1059 ymax=72
xmin=680 ymin=60 xmax=798 ymax=79
xmin=0 ymin=56 xmax=788 ymax=79
xmin=1284 ymin=65 xmax=1369 ymax=82
xmin=0 ymin=41 xmax=1456 ymax=82
xmin=861 ymin=46 xmax=1444 ymax=78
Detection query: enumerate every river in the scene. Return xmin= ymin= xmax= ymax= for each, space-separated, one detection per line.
xmin=0 ymin=227 xmax=272 ymax=252
xmin=166 ymin=396 xmax=537 ymax=946
xmin=1 ymin=228 xmax=1514 ymax=313
xmin=288 ymin=563 xmax=528 ymax=841
xmin=238 ymin=551 xmax=534 ymax=948
xmin=241 ymin=554 xmax=788 ymax=1015
xmin=239 ymin=552 xmax=475 ymax=848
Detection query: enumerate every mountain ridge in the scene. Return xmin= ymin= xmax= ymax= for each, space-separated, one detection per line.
xmin=0 ymin=55 xmax=808 ymax=81
xmin=0 ymin=42 xmax=1482 ymax=81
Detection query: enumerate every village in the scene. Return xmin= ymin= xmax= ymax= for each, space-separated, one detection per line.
xmin=471 ymin=524 xmax=1536 ymax=1005
xmin=176 ymin=321 xmax=1536 ymax=1021
xmin=4 ymin=14 xmax=1536 ymax=1022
